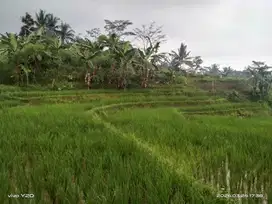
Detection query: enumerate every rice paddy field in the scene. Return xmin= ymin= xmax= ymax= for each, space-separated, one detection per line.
xmin=0 ymin=85 xmax=272 ymax=204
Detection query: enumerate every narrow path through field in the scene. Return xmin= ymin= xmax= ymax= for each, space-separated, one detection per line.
xmin=88 ymin=108 xmax=224 ymax=200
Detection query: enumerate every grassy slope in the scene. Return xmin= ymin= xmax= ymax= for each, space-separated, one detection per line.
xmin=0 ymin=81 xmax=271 ymax=203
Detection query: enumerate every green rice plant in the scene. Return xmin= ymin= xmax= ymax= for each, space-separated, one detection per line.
xmin=103 ymin=107 xmax=272 ymax=203
xmin=1 ymin=87 xmax=271 ymax=203
xmin=0 ymin=105 xmax=227 ymax=203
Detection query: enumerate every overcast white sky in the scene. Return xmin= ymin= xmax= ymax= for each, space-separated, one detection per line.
xmin=0 ymin=0 xmax=271 ymax=70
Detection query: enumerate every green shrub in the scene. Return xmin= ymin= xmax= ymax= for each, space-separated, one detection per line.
xmin=175 ymin=76 xmax=187 ymax=85
xmin=227 ymin=90 xmax=242 ymax=102
xmin=0 ymin=85 xmax=22 ymax=92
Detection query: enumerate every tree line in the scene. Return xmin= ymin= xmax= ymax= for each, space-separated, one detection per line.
xmin=0 ymin=9 xmax=272 ymax=99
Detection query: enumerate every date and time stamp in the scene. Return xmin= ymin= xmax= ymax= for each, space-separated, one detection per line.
xmin=217 ymin=194 xmax=264 ymax=198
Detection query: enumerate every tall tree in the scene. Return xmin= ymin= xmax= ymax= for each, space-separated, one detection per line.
xmin=19 ymin=12 xmax=35 ymax=37
xmin=207 ymin=64 xmax=220 ymax=76
xmin=221 ymin=66 xmax=233 ymax=77
xmin=86 ymin=28 xmax=101 ymax=40
xmin=134 ymin=41 xmax=164 ymax=88
xmin=98 ymin=34 xmax=133 ymax=87
xmin=57 ymin=22 xmax=75 ymax=44
xmin=104 ymin=20 xmax=135 ymax=37
xmin=170 ymin=43 xmax=192 ymax=72
xmin=133 ymin=21 xmax=166 ymax=52
xmin=191 ymin=56 xmax=203 ymax=73
xmin=247 ymin=61 xmax=272 ymax=99
xmin=111 ymin=41 xmax=137 ymax=89
xmin=0 ymin=33 xmax=30 ymax=85
xmin=34 ymin=9 xmax=59 ymax=35
xmin=72 ymin=38 xmax=103 ymax=89
xmin=46 ymin=14 xmax=60 ymax=33
xmin=35 ymin=9 xmax=49 ymax=29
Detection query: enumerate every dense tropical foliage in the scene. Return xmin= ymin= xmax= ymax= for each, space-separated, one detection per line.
xmin=1 ymin=9 xmax=272 ymax=100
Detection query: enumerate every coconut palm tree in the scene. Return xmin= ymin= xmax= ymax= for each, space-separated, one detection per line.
xmin=19 ymin=12 xmax=35 ymax=37
xmin=56 ymin=22 xmax=75 ymax=44
xmin=34 ymin=10 xmax=59 ymax=35
xmin=191 ymin=56 xmax=203 ymax=74
xmin=46 ymin=14 xmax=60 ymax=33
xmin=35 ymin=10 xmax=49 ymax=29
xmin=207 ymin=64 xmax=221 ymax=76
xmin=169 ymin=43 xmax=192 ymax=72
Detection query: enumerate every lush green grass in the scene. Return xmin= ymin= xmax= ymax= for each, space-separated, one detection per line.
xmin=0 ymin=104 xmax=227 ymax=204
xmin=102 ymin=107 xmax=272 ymax=203
xmin=0 ymin=87 xmax=271 ymax=203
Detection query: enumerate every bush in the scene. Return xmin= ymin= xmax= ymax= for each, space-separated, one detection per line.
xmin=175 ymin=76 xmax=187 ymax=85
xmin=0 ymin=85 xmax=22 ymax=93
xmin=266 ymin=91 xmax=272 ymax=106
xmin=227 ymin=90 xmax=242 ymax=102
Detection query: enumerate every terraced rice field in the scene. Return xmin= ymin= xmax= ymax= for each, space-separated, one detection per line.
xmin=0 ymin=87 xmax=271 ymax=203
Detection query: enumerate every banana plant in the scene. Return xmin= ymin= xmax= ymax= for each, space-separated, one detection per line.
xmin=44 ymin=36 xmax=63 ymax=75
xmin=71 ymin=39 xmax=102 ymax=89
xmin=247 ymin=61 xmax=272 ymax=99
xmin=0 ymin=33 xmax=25 ymax=85
xmin=112 ymin=41 xmax=137 ymax=89
xmin=135 ymin=41 xmax=163 ymax=88
xmin=18 ymin=28 xmax=52 ymax=84
xmin=0 ymin=28 xmax=47 ymax=85
xmin=97 ymin=34 xmax=136 ymax=88
xmin=169 ymin=43 xmax=193 ymax=73
xmin=20 ymin=42 xmax=47 ymax=83
xmin=0 ymin=33 xmax=20 ymax=60
xmin=98 ymin=33 xmax=121 ymax=52
xmin=20 ymin=65 xmax=31 ymax=86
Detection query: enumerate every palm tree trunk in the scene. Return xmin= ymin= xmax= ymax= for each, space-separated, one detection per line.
xmin=140 ymin=68 xmax=145 ymax=88
xmin=15 ymin=63 xmax=21 ymax=86
xmin=25 ymin=71 xmax=29 ymax=86
xmin=141 ymin=68 xmax=149 ymax=88
xmin=51 ymin=79 xmax=56 ymax=89
xmin=145 ymin=69 xmax=149 ymax=88
xmin=108 ymin=64 xmax=115 ymax=85
xmin=85 ymin=62 xmax=92 ymax=89
xmin=85 ymin=72 xmax=91 ymax=89
xmin=33 ymin=58 xmax=41 ymax=84
xmin=90 ymin=66 xmax=97 ymax=88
